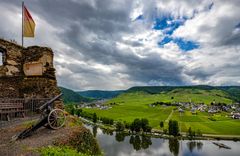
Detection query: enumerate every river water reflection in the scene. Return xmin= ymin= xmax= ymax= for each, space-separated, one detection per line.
xmin=86 ymin=125 xmax=240 ymax=156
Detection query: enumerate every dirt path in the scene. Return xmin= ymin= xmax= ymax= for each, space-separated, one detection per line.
xmin=0 ymin=117 xmax=78 ymax=156
xmin=165 ymin=109 xmax=174 ymax=122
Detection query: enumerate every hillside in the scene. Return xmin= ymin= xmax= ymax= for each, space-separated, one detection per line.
xmin=127 ymin=85 xmax=240 ymax=102
xmin=59 ymin=87 xmax=92 ymax=104
xmin=83 ymin=91 xmax=240 ymax=135
xmin=78 ymin=90 xmax=124 ymax=99
xmin=116 ymin=88 xmax=233 ymax=105
xmin=217 ymin=86 xmax=240 ymax=102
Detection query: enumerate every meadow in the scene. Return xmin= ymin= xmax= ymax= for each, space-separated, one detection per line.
xmin=83 ymin=91 xmax=240 ymax=135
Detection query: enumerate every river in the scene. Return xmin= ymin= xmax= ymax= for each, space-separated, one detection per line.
xmin=84 ymin=125 xmax=240 ymax=156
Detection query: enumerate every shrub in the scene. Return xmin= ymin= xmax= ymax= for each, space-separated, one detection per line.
xmin=196 ymin=129 xmax=202 ymax=137
xmin=124 ymin=122 xmax=130 ymax=129
xmin=163 ymin=129 xmax=168 ymax=134
xmin=208 ymin=117 xmax=216 ymax=121
xmin=55 ymin=127 xmax=101 ymax=155
xmin=160 ymin=121 xmax=164 ymax=129
xmin=39 ymin=146 xmax=90 ymax=156
xmin=116 ymin=122 xmax=125 ymax=131
xmin=130 ymin=118 xmax=152 ymax=133
xmin=93 ymin=113 xmax=97 ymax=123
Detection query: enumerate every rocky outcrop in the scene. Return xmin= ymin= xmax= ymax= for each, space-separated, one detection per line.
xmin=0 ymin=39 xmax=63 ymax=108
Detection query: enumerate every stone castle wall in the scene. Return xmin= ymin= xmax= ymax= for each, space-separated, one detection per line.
xmin=0 ymin=39 xmax=63 ymax=108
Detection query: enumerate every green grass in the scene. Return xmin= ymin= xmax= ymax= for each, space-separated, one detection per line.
xmin=39 ymin=146 xmax=91 ymax=156
xmin=84 ymin=92 xmax=173 ymax=127
xmin=171 ymin=110 xmax=240 ymax=135
xmin=83 ymin=92 xmax=240 ymax=135
xmin=156 ymin=89 xmax=233 ymax=104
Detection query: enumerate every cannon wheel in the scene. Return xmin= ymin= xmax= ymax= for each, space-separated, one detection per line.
xmin=48 ymin=109 xmax=66 ymax=130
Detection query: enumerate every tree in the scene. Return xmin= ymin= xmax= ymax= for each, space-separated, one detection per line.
xmin=145 ymin=125 xmax=152 ymax=133
xmin=187 ymin=127 xmax=196 ymax=139
xmin=70 ymin=107 xmax=75 ymax=115
xmin=168 ymin=120 xmax=179 ymax=136
xmin=131 ymin=118 xmax=142 ymax=133
xmin=188 ymin=127 xmax=192 ymax=136
xmin=109 ymin=119 xmax=114 ymax=125
xmin=134 ymin=119 xmax=142 ymax=132
xmin=141 ymin=118 xmax=149 ymax=132
xmin=196 ymin=129 xmax=202 ymax=137
xmin=163 ymin=129 xmax=168 ymax=134
xmin=168 ymin=120 xmax=173 ymax=135
xmin=93 ymin=113 xmax=97 ymax=123
xmin=160 ymin=121 xmax=164 ymax=129
xmin=130 ymin=123 xmax=135 ymax=133
xmin=116 ymin=121 xmax=125 ymax=131
xmin=76 ymin=109 xmax=82 ymax=117
xmin=172 ymin=120 xmax=179 ymax=136
xmin=124 ymin=122 xmax=130 ymax=129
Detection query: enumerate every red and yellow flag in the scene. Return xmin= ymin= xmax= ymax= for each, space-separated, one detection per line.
xmin=23 ymin=5 xmax=35 ymax=37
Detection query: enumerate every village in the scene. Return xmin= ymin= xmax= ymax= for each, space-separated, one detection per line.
xmin=79 ymin=99 xmax=112 ymax=110
xmin=150 ymin=100 xmax=240 ymax=119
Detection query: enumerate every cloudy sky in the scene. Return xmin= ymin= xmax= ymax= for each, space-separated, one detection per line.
xmin=0 ymin=0 xmax=240 ymax=90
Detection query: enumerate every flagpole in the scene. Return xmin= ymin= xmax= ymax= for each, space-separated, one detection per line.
xmin=22 ymin=1 xmax=24 ymax=47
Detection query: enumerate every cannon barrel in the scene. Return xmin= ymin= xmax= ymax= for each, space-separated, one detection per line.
xmin=39 ymin=93 xmax=63 ymax=111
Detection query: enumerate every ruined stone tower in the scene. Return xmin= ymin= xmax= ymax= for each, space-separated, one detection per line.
xmin=0 ymin=39 xmax=63 ymax=108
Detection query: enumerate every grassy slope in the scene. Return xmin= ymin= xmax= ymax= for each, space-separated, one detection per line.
xmin=77 ymin=90 xmax=124 ymax=99
xmin=83 ymin=90 xmax=240 ymax=135
xmin=59 ymin=87 xmax=92 ymax=104
xmin=127 ymin=85 xmax=240 ymax=102
xmin=159 ymin=88 xmax=233 ymax=104
xmin=83 ymin=92 xmax=173 ymax=127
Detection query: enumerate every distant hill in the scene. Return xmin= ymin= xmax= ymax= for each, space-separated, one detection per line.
xmin=59 ymin=87 xmax=92 ymax=104
xmin=127 ymin=85 xmax=240 ymax=102
xmin=217 ymin=86 xmax=240 ymax=102
xmin=127 ymin=85 xmax=214 ymax=93
xmin=59 ymin=85 xmax=240 ymax=104
xmin=77 ymin=90 xmax=124 ymax=99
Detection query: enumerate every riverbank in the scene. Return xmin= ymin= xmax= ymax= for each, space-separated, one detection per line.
xmin=0 ymin=116 xmax=101 ymax=156
xmin=79 ymin=116 xmax=240 ymax=141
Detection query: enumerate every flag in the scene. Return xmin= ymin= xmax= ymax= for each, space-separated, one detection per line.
xmin=23 ymin=5 xmax=35 ymax=37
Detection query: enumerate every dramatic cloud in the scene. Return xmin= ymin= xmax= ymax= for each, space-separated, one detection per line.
xmin=0 ymin=0 xmax=240 ymax=90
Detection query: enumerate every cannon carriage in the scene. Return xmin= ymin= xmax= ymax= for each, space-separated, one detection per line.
xmin=12 ymin=94 xmax=66 ymax=140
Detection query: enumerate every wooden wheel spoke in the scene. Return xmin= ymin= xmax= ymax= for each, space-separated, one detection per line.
xmin=50 ymin=119 xmax=57 ymax=125
xmin=48 ymin=109 xmax=66 ymax=130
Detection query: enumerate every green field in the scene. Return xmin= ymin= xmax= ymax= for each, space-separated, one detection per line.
xmin=83 ymin=91 xmax=240 ymax=135
xmin=171 ymin=111 xmax=240 ymax=135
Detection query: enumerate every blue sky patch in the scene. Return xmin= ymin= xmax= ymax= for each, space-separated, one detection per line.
xmin=158 ymin=36 xmax=199 ymax=51
xmin=154 ymin=15 xmax=199 ymax=51
xmin=153 ymin=16 xmax=186 ymax=35
xmin=134 ymin=15 xmax=144 ymax=21
xmin=158 ymin=36 xmax=172 ymax=46
xmin=174 ymin=38 xmax=199 ymax=51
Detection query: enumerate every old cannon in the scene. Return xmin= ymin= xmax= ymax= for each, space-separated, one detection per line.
xmin=12 ymin=94 xmax=66 ymax=140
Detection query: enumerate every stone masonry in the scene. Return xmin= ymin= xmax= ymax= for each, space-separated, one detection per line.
xmin=0 ymin=39 xmax=63 ymax=108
